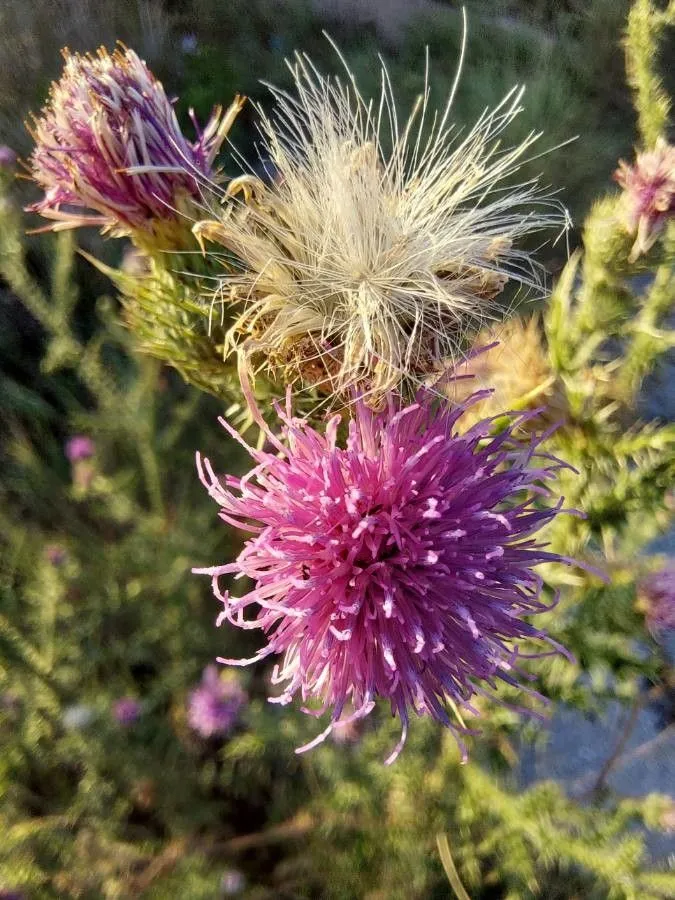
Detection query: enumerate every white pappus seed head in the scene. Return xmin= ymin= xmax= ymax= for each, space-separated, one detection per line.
xmin=196 ymin=26 xmax=571 ymax=406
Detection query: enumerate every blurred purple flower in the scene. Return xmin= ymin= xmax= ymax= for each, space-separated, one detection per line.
xmin=113 ymin=697 xmax=142 ymax=726
xmin=180 ymin=33 xmax=199 ymax=55
xmin=45 ymin=544 xmax=67 ymax=567
xmin=0 ymin=692 xmax=20 ymax=713
xmin=615 ymin=139 xmax=675 ymax=261
xmin=220 ymin=870 xmax=246 ymax=896
xmin=27 ymin=46 xmax=242 ymax=237
xmin=639 ymin=563 xmax=675 ymax=636
xmin=0 ymin=891 xmax=24 ymax=900
xmin=195 ymin=387 xmax=580 ymax=763
xmin=65 ymin=435 xmax=95 ymax=462
xmin=187 ymin=666 xmax=246 ymax=738
xmin=0 ymin=145 xmax=16 ymax=170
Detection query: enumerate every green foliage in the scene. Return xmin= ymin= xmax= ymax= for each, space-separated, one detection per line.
xmin=625 ymin=0 xmax=675 ymax=147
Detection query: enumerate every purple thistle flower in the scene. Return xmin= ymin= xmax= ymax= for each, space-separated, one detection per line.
xmin=113 ymin=697 xmax=142 ymax=726
xmin=194 ymin=386 xmax=580 ymax=763
xmin=187 ymin=666 xmax=246 ymax=738
xmin=639 ymin=563 xmax=675 ymax=636
xmin=614 ymin=139 xmax=675 ymax=262
xmin=27 ymin=46 xmax=242 ymax=237
xmin=65 ymin=435 xmax=95 ymax=462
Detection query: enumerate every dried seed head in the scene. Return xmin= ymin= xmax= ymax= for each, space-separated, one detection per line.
xmin=199 ymin=41 xmax=569 ymax=405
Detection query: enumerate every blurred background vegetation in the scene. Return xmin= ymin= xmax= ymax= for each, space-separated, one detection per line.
xmin=0 ymin=1 xmax=674 ymax=898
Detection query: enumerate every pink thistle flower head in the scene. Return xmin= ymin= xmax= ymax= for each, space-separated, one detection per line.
xmin=638 ymin=563 xmax=675 ymax=636
xmin=113 ymin=697 xmax=142 ymax=726
xmin=195 ymin=383 xmax=579 ymax=763
xmin=27 ymin=45 xmax=243 ymax=240
xmin=187 ymin=666 xmax=246 ymax=738
xmin=65 ymin=434 xmax=95 ymax=462
xmin=614 ymin=139 xmax=675 ymax=262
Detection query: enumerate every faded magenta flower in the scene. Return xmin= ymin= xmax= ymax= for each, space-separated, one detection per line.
xmin=614 ymin=139 xmax=675 ymax=261
xmin=113 ymin=697 xmax=142 ymax=726
xmin=187 ymin=666 xmax=246 ymax=738
xmin=45 ymin=544 xmax=67 ymax=567
xmin=195 ymin=386 xmax=579 ymax=763
xmin=27 ymin=46 xmax=243 ymax=240
xmin=64 ymin=435 xmax=95 ymax=462
xmin=638 ymin=563 xmax=675 ymax=636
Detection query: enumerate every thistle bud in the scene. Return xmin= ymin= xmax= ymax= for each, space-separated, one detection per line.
xmin=27 ymin=45 xmax=243 ymax=248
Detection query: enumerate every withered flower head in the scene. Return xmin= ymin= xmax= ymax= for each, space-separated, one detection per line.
xmin=197 ymin=46 xmax=569 ymax=405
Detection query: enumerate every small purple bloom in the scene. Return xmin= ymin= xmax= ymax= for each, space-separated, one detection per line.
xmin=0 ymin=145 xmax=16 ymax=170
xmin=195 ymin=387 xmax=579 ymax=763
xmin=220 ymin=870 xmax=246 ymax=896
xmin=113 ymin=697 xmax=142 ymax=726
xmin=180 ymin=33 xmax=199 ymax=55
xmin=0 ymin=891 xmax=24 ymax=900
xmin=615 ymin=139 xmax=675 ymax=261
xmin=639 ymin=563 xmax=675 ymax=636
xmin=45 ymin=544 xmax=67 ymax=567
xmin=187 ymin=666 xmax=246 ymax=738
xmin=65 ymin=435 xmax=95 ymax=462
xmin=27 ymin=46 xmax=242 ymax=236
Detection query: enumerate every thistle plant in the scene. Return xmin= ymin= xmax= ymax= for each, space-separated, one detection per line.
xmin=614 ymin=139 xmax=675 ymax=262
xmin=24 ymin=44 xmax=253 ymax=412
xmin=2 ymin=1 xmax=675 ymax=898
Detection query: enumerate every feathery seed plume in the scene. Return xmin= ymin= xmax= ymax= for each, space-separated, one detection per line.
xmin=197 ymin=38 xmax=569 ymax=405
xmin=448 ymin=316 xmax=565 ymax=428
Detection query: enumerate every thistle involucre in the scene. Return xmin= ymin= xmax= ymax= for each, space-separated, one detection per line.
xmin=449 ymin=316 xmax=566 ymax=429
xmin=27 ymin=46 xmax=242 ymax=240
xmin=197 ymin=49 xmax=569 ymax=405
xmin=195 ymin=387 xmax=575 ymax=762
